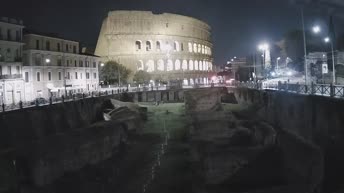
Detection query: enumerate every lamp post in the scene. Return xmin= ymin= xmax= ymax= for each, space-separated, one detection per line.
xmin=258 ymin=43 xmax=269 ymax=78
xmin=276 ymin=57 xmax=281 ymax=70
xmin=325 ymin=37 xmax=336 ymax=84
xmin=301 ymin=9 xmax=308 ymax=84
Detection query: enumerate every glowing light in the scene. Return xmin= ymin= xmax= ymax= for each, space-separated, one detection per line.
xmin=100 ymin=63 xmax=105 ymax=67
xmin=258 ymin=43 xmax=269 ymax=51
xmin=45 ymin=58 xmax=51 ymax=63
xmin=324 ymin=37 xmax=330 ymax=43
xmin=287 ymin=71 xmax=293 ymax=76
xmin=312 ymin=26 xmax=321 ymax=34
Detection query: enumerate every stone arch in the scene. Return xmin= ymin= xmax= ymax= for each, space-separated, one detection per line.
xmin=182 ymin=60 xmax=188 ymax=70
xmin=195 ymin=60 xmax=199 ymax=70
xmin=198 ymin=44 xmax=201 ymax=53
xmin=137 ymin=60 xmax=144 ymax=70
xmin=190 ymin=78 xmax=194 ymax=85
xmin=175 ymin=59 xmax=181 ymax=70
xmin=205 ymin=46 xmax=208 ymax=55
xmin=157 ymin=59 xmax=165 ymax=71
xmin=199 ymin=61 xmax=203 ymax=71
xmin=135 ymin=40 xmax=142 ymax=50
xmin=174 ymin=41 xmax=180 ymax=51
xmin=204 ymin=77 xmax=208 ymax=84
xmin=156 ymin=41 xmax=161 ymax=51
xmin=188 ymin=42 xmax=193 ymax=52
xmin=167 ymin=59 xmax=173 ymax=71
xmin=183 ymin=78 xmax=188 ymax=86
xmin=189 ymin=60 xmax=194 ymax=70
xmin=202 ymin=45 xmax=205 ymax=54
xmin=204 ymin=61 xmax=208 ymax=71
xmin=146 ymin=60 xmax=155 ymax=72
xmin=146 ymin=40 xmax=152 ymax=51
xmin=193 ymin=43 xmax=197 ymax=53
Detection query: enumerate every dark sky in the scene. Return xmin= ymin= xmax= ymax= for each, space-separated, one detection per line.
xmin=1 ymin=0 xmax=342 ymax=65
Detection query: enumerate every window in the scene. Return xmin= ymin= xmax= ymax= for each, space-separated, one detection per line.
xmin=73 ymin=46 xmax=77 ymax=53
xmin=135 ymin=41 xmax=141 ymax=51
xmin=80 ymin=73 xmax=83 ymax=79
xmin=25 ymin=72 xmax=29 ymax=82
xmin=57 ymin=58 xmax=62 ymax=66
xmin=16 ymin=66 xmax=20 ymax=74
xmin=7 ymin=66 xmax=11 ymax=75
xmin=16 ymin=31 xmax=20 ymax=41
xmin=93 ymin=73 xmax=97 ymax=79
xmin=67 ymin=60 xmax=69 ymax=66
xmin=7 ymin=29 xmax=11 ymax=40
xmin=58 ymin=72 xmax=62 ymax=80
xmin=57 ymin=43 xmax=61 ymax=51
xmin=85 ymin=61 xmax=89 ymax=67
xmin=36 ymin=40 xmax=39 ymax=49
xmin=66 ymin=44 xmax=69 ymax=52
xmin=156 ymin=41 xmax=161 ymax=51
xmin=46 ymin=41 xmax=50 ymax=50
xmin=75 ymin=72 xmax=78 ymax=79
xmin=37 ymin=72 xmax=41 ymax=82
xmin=93 ymin=62 xmax=96 ymax=68
xmin=48 ymin=72 xmax=52 ymax=81
xmin=74 ymin=60 xmax=77 ymax=67
xmin=86 ymin=72 xmax=90 ymax=79
xmin=67 ymin=72 xmax=70 ymax=79
xmin=181 ymin=43 xmax=184 ymax=51
xmin=146 ymin=41 xmax=152 ymax=51
xmin=174 ymin=41 xmax=179 ymax=51
xmin=35 ymin=55 xmax=41 ymax=65
xmin=79 ymin=60 xmax=83 ymax=67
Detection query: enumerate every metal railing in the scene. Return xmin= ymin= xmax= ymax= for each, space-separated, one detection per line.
xmin=235 ymin=81 xmax=344 ymax=98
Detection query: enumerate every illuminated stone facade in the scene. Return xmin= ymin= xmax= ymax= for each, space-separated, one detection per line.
xmin=95 ymin=11 xmax=213 ymax=85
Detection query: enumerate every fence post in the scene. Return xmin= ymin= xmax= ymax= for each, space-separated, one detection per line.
xmin=19 ymin=101 xmax=23 ymax=109
xmin=2 ymin=103 xmax=5 ymax=112
xmin=49 ymin=97 xmax=52 ymax=105
xmin=112 ymin=90 xmax=114 ymax=95
xmin=91 ymin=92 xmax=94 ymax=98
xmin=35 ymin=99 xmax=39 ymax=107
xmin=62 ymin=95 xmax=65 ymax=103
xmin=73 ymin=94 xmax=75 ymax=101
xmin=105 ymin=90 xmax=108 ymax=95
xmin=330 ymin=83 xmax=335 ymax=97
xmin=296 ymin=82 xmax=300 ymax=94
xmin=278 ymin=81 xmax=281 ymax=90
xmin=311 ymin=82 xmax=316 ymax=95
xmin=82 ymin=93 xmax=85 ymax=99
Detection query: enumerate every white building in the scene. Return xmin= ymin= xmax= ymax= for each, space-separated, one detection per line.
xmin=22 ymin=33 xmax=101 ymax=101
xmin=0 ymin=17 xmax=25 ymax=105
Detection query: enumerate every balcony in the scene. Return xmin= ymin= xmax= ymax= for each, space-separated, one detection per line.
xmin=0 ymin=74 xmax=23 ymax=79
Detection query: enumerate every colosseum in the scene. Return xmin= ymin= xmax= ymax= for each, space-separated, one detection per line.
xmin=95 ymin=10 xmax=213 ymax=85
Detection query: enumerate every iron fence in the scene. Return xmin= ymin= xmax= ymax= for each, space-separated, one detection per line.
xmin=236 ymin=81 xmax=344 ymax=98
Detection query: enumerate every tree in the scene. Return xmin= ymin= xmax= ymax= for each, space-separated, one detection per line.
xmin=100 ymin=61 xmax=131 ymax=85
xmin=133 ymin=70 xmax=151 ymax=85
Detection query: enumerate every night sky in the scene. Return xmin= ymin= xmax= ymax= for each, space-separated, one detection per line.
xmin=1 ymin=0 xmax=342 ymax=65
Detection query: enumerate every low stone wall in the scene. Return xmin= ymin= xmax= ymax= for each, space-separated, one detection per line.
xmin=234 ymin=87 xmax=344 ymax=192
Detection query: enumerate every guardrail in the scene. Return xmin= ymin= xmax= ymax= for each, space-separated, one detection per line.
xmin=236 ymin=81 xmax=344 ymax=98
xmin=0 ymin=84 xmax=215 ymax=113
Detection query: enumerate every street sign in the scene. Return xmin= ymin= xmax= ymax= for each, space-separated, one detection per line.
xmin=65 ymin=84 xmax=73 ymax=87
xmin=322 ymin=63 xmax=328 ymax=74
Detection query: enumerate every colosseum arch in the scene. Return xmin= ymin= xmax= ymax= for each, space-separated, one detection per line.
xmin=199 ymin=61 xmax=203 ymax=71
xmin=175 ymin=59 xmax=181 ymax=70
xmin=157 ymin=59 xmax=165 ymax=71
xmin=182 ymin=60 xmax=188 ymax=70
xmin=195 ymin=61 xmax=199 ymax=70
xmin=202 ymin=45 xmax=205 ymax=54
xmin=146 ymin=60 xmax=155 ymax=72
xmin=198 ymin=44 xmax=201 ymax=53
xmin=137 ymin=60 xmax=144 ymax=70
xmin=189 ymin=60 xmax=194 ymax=70
xmin=205 ymin=46 xmax=208 ymax=55
xmin=156 ymin=41 xmax=161 ymax=51
xmin=135 ymin=40 xmax=142 ymax=51
xmin=146 ymin=41 xmax=152 ymax=51
xmin=190 ymin=78 xmax=194 ymax=85
xmin=188 ymin=42 xmax=193 ymax=52
xmin=193 ymin=43 xmax=197 ymax=53
xmin=204 ymin=77 xmax=208 ymax=84
xmin=174 ymin=41 xmax=180 ymax=52
xmin=167 ymin=59 xmax=173 ymax=71
xmin=183 ymin=78 xmax=188 ymax=86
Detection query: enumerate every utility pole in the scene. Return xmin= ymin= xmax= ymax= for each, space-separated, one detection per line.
xmin=301 ymin=8 xmax=308 ymax=84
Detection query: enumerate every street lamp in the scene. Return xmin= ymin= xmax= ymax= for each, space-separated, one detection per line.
xmin=312 ymin=25 xmax=321 ymax=34
xmin=324 ymin=37 xmax=336 ymax=84
xmin=100 ymin=62 xmax=104 ymax=67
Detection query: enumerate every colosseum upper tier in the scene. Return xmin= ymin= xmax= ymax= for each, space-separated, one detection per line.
xmin=95 ymin=10 xmax=213 ymax=85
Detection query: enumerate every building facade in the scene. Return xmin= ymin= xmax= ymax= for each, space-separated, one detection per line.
xmin=22 ymin=33 xmax=101 ymax=101
xmin=95 ymin=11 xmax=213 ymax=85
xmin=0 ymin=17 xmax=25 ymax=105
